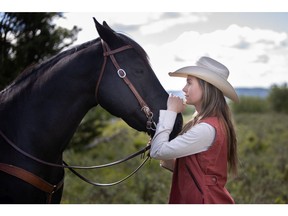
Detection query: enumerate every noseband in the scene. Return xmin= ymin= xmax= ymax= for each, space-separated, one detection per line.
xmin=95 ymin=40 xmax=156 ymax=133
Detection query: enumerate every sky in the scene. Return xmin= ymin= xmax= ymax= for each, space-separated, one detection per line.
xmin=2 ymin=0 xmax=288 ymax=91
xmin=56 ymin=12 xmax=288 ymax=90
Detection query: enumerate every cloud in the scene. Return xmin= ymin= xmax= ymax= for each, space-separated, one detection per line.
xmin=147 ymin=24 xmax=288 ymax=89
xmin=109 ymin=12 xmax=208 ymax=36
xmin=233 ymin=38 xmax=250 ymax=49
xmin=254 ymin=54 xmax=270 ymax=63
xmin=174 ymin=56 xmax=186 ymax=62
xmin=59 ymin=13 xmax=288 ymax=89
xmin=101 ymin=12 xmax=161 ymax=26
xmin=138 ymin=13 xmax=208 ymax=35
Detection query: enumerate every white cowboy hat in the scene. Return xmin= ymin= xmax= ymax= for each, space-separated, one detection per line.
xmin=169 ymin=56 xmax=239 ymax=103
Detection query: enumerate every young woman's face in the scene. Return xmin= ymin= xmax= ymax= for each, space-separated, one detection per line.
xmin=182 ymin=76 xmax=203 ymax=110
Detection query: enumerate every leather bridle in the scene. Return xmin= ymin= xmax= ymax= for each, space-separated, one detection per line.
xmin=96 ymin=40 xmax=156 ymax=133
xmin=0 ymin=39 xmax=157 ymax=203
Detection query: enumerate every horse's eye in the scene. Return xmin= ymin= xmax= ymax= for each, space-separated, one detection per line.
xmin=135 ymin=69 xmax=144 ymax=75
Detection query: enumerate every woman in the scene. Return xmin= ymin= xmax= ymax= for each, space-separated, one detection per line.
xmin=150 ymin=56 xmax=239 ymax=204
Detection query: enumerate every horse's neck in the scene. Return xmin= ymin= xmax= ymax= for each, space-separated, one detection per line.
xmin=1 ymin=46 xmax=100 ymax=162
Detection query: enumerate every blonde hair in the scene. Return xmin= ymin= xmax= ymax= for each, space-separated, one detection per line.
xmin=180 ymin=78 xmax=238 ymax=175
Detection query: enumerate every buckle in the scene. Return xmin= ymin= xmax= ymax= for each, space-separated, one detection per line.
xmin=117 ymin=69 xmax=126 ymax=78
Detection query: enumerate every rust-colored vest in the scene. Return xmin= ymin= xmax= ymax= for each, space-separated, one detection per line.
xmin=169 ymin=117 xmax=235 ymax=204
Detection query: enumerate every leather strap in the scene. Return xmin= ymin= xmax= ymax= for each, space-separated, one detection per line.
xmin=95 ymin=40 xmax=133 ymax=103
xmin=95 ymin=40 xmax=156 ymax=134
xmin=0 ymin=163 xmax=64 ymax=203
xmin=103 ymin=45 xmax=132 ymax=56
xmin=99 ymin=40 xmax=149 ymax=109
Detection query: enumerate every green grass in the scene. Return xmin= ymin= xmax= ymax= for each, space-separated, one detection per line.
xmin=61 ymin=111 xmax=288 ymax=204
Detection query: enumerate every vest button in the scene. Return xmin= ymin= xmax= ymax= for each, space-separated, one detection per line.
xmin=212 ymin=177 xmax=217 ymax=182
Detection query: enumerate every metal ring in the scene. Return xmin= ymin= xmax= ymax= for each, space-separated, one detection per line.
xmin=117 ymin=69 xmax=126 ymax=78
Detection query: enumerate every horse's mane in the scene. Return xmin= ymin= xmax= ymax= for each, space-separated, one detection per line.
xmin=0 ymin=38 xmax=100 ymax=94
xmin=0 ymin=32 xmax=150 ymax=95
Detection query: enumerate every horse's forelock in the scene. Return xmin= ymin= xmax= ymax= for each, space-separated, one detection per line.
xmin=118 ymin=33 xmax=150 ymax=65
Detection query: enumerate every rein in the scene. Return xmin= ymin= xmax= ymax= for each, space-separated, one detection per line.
xmin=0 ymin=128 xmax=151 ymax=185
xmin=0 ymin=128 xmax=150 ymax=170
xmin=0 ymin=128 xmax=150 ymax=202
xmin=0 ymin=39 xmax=158 ymax=202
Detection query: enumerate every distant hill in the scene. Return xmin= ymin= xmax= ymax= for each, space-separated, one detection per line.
xmin=235 ymin=88 xmax=269 ymax=98
xmin=168 ymin=87 xmax=270 ymax=99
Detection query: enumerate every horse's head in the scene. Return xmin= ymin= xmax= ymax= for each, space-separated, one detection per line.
xmin=93 ymin=18 xmax=183 ymax=139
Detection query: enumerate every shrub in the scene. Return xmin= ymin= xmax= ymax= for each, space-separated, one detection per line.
xmin=231 ymin=96 xmax=269 ymax=113
xmin=268 ymin=83 xmax=288 ymax=114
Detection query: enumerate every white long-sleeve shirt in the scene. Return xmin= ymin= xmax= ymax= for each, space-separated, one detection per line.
xmin=150 ymin=110 xmax=215 ymax=160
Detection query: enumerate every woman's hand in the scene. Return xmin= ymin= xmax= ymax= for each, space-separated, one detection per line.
xmin=167 ymin=94 xmax=186 ymax=113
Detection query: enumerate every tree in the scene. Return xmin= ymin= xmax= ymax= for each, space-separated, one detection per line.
xmin=0 ymin=12 xmax=81 ymax=90
xmin=268 ymin=83 xmax=288 ymax=114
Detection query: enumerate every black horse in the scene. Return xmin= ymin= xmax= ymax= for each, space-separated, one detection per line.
xmin=0 ymin=19 xmax=183 ymax=203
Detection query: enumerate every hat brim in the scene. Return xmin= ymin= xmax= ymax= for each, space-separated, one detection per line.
xmin=169 ymin=66 xmax=239 ymax=103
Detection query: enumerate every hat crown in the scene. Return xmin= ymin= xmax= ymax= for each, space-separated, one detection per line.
xmin=168 ymin=56 xmax=239 ymax=102
xmin=196 ymin=56 xmax=229 ymax=80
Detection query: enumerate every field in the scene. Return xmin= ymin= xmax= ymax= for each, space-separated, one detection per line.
xmin=61 ymin=107 xmax=288 ymax=204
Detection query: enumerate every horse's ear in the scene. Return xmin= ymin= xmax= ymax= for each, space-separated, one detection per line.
xmin=103 ymin=21 xmax=114 ymax=31
xmin=93 ymin=17 xmax=122 ymax=47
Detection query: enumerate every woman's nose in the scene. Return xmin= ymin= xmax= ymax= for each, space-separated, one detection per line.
xmin=182 ymin=85 xmax=187 ymax=93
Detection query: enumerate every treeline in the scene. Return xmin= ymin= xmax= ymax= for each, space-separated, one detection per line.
xmin=231 ymin=83 xmax=288 ymax=114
